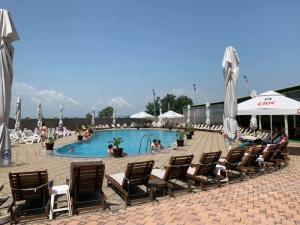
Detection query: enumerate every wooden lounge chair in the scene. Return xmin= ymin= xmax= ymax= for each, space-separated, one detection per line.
xmin=270 ymin=142 xmax=290 ymax=168
xmin=236 ymin=146 xmax=264 ymax=177
xmin=68 ymin=161 xmax=105 ymax=213
xmin=106 ymin=160 xmax=155 ymax=206
xmin=186 ymin=151 xmax=222 ymax=190
xmin=218 ymin=147 xmax=246 ymax=181
xmin=8 ymin=170 xmax=50 ymax=224
xmin=151 ymin=155 xmax=194 ymax=195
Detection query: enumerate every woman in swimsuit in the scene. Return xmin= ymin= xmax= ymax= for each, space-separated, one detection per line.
xmin=39 ymin=122 xmax=48 ymax=147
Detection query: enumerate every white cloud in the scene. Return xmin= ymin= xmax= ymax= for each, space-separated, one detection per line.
xmin=11 ymin=82 xmax=82 ymax=117
xmin=109 ymin=97 xmax=131 ymax=109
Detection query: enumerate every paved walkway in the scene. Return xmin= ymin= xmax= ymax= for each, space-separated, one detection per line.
xmin=1 ymin=130 xmax=300 ymax=224
xmin=43 ymin=155 xmax=300 ymax=225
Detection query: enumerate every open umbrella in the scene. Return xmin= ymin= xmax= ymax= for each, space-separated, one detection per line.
xmin=37 ymin=102 xmax=43 ymax=128
xmin=15 ymin=97 xmax=21 ymax=130
xmin=249 ymin=90 xmax=258 ymax=132
xmin=222 ymin=46 xmax=240 ymax=149
xmin=205 ymin=102 xmax=210 ymax=125
xmin=158 ymin=110 xmax=184 ymax=119
xmin=130 ymin=111 xmax=154 ymax=119
xmin=58 ymin=104 xmax=63 ymax=127
xmin=91 ymin=107 xmax=95 ymax=126
xmin=0 ymin=9 xmax=19 ymax=166
xmin=186 ymin=105 xmax=191 ymax=124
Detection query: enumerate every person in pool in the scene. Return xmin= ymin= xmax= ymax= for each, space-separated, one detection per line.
xmin=157 ymin=140 xmax=164 ymax=150
xmin=151 ymin=139 xmax=158 ymax=151
xmin=107 ymin=144 xmax=114 ymax=156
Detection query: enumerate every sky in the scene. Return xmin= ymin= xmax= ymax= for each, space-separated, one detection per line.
xmin=2 ymin=0 xmax=300 ymax=118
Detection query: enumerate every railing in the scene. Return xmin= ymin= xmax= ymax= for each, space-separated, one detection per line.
xmin=138 ymin=134 xmax=157 ymax=154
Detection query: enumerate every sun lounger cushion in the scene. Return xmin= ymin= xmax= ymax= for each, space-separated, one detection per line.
xmin=109 ymin=173 xmax=125 ymax=186
xmin=151 ymin=169 xmax=165 ymax=180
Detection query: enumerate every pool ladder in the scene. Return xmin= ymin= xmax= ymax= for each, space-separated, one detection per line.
xmin=138 ymin=134 xmax=156 ymax=154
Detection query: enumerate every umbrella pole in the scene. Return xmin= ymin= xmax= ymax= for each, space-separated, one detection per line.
xmin=284 ymin=115 xmax=289 ymax=137
xmin=259 ymin=115 xmax=262 ymax=130
xmin=270 ymin=115 xmax=273 ymax=143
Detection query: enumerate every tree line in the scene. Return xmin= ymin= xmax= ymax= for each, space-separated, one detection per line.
xmin=86 ymin=94 xmax=193 ymax=119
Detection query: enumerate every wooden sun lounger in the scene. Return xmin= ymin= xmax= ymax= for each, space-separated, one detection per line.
xmin=218 ymin=147 xmax=246 ymax=181
xmin=151 ymin=155 xmax=194 ymax=195
xmin=236 ymin=146 xmax=264 ymax=177
xmin=68 ymin=161 xmax=106 ymax=213
xmin=106 ymin=160 xmax=155 ymax=206
xmin=9 ymin=170 xmax=50 ymax=224
xmin=270 ymin=142 xmax=290 ymax=168
xmin=186 ymin=151 xmax=222 ymax=190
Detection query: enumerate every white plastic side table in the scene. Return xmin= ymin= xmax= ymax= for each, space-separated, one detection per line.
xmin=49 ymin=185 xmax=72 ymax=220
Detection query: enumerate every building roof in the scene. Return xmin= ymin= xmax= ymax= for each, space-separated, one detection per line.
xmin=190 ymin=84 xmax=300 ymax=108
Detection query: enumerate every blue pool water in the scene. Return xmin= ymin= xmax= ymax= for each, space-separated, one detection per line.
xmin=55 ymin=129 xmax=177 ymax=158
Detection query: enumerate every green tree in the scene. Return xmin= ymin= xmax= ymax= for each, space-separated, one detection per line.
xmin=160 ymin=94 xmax=176 ymax=112
xmin=86 ymin=113 xmax=92 ymax=120
xmin=145 ymin=97 xmax=160 ymax=116
xmin=98 ymin=106 xmax=114 ymax=118
xmin=174 ymin=95 xmax=193 ymax=113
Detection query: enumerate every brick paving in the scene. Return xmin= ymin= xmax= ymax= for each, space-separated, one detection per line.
xmin=1 ymin=130 xmax=300 ymax=224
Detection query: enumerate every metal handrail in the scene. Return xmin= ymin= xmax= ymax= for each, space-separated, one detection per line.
xmin=138 ymin=135 xmax=149 ymax=154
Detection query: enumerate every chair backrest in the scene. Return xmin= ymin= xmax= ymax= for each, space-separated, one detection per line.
xmin=199 ymin=151 xmax=222 ymax=164
xmin=123 ymin=160 xmax=155 ymax=188
xmin=262 ymin=144 xmax=278 ymax=161
xmin=225 ymin=148 xmax=246 ymax=169
xmin=9 ymin=170 xmax=49 ymax=202
xmin=164 ymin=155 xmax=194 ymax=181
xmin=240 ymin=146 xmax=263 ymax=167
xmin=70 ymin=161 xmax=105 ymax=195
xmin=194 ymin=151 xmax=221 ymax=176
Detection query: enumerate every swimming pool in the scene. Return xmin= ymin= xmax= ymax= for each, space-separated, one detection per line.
xmin=55 ymin=129 xmax=177 ymax=158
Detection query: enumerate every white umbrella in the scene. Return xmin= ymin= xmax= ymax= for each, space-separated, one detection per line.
xmin=186 ymin=105 xmax=191 ymax=124
xmin=205 ymin=102 xmax=210 ymax=125
xmin=130 ymin=111 xmax=155 ymax=119
xmin=91 ymin=107 xmax=95 ymax=126
xmin=58 ymin=104 xmax=63 ymax=127
xmin=222 ymin=46 xmax=240 ymax=149
xmin=0 ymin=9 xmax=19 ymax=166
xmin=238 ymin=90 xmax=300 ymax=138
xmin=112 ymin=109 xmax=116 ymax=125
xmin=15 ymin=97 xmax=21 ymax=130
xmin=37 ymin=102 xmax=43 ymax=127
xmin=158 ymin=110 xmax=184 ymax=119
xmin=249 ymin=90 xmax=258 ymax=131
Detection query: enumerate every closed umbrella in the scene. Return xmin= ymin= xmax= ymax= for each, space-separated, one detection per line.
xmin=15 ymin=97 xmax=21 ymax=130
xmin=222 ymin=46 xmax=240 ymax=149
xmin=249 ymin=90 xmax=258 ymax=132
xmin=205 ymin=102 xmax=210 ymax=125
xmin=91 ymin=107 xmax=95 ymax=126
xmin=186 ymin=104 xmax=191 ymax=124
xmin=0 ymin=9 xmax=19 ymax=166
xmin=58 ymin=104 xmax=63 ymax=127
xmin=37 ymin=102 xmax=43 ymax=128
xmin=112 ymin=109 xmax=116 ymax=125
